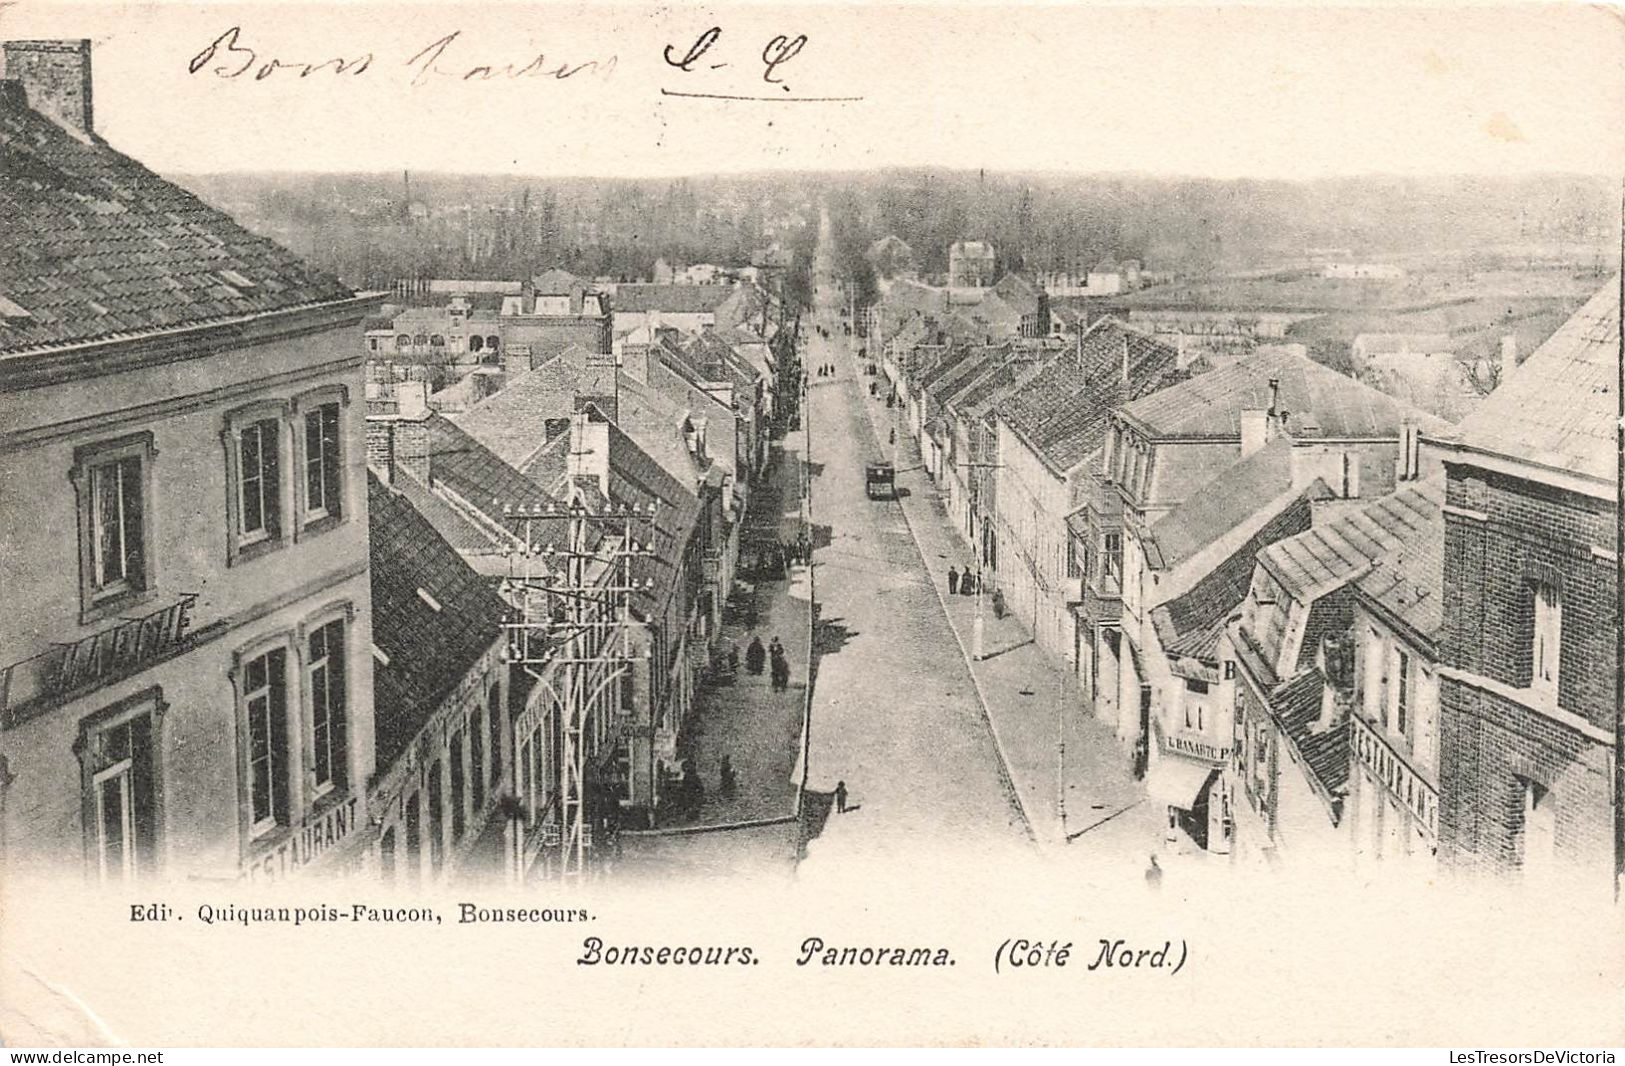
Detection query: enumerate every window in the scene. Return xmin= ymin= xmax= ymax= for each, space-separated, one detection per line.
xmin=1065 ymin=536 xmax=1082 ymax=579
xmin=307 ymin=620 xmax=348 ymax=795
xmin=1532 ymin=582 xmax=1561 ymax=697
xmin=244 ymin=647 xmax=290 ymax=835
xmin=450 ymin=732 xmax=466 ymax=842
xmin=1363 ymin=628 xmax=1383 ymax=719
xmin=414 ymin=333 xmax=428 ymax=346
xmin=486 ymin=335 xmax=499 ymax=351
xmin=379 ymin=825 xmax=397 ymax=883
xmin=368 ymin=338 xmax=379 ymax=351
xmin=79 ymin=689 xmax=163 ymax=883
xmin=471 ymin=711 xmax=486 ymax=813
xmin=1393 ymin=648 xmax=1410 ymax=736
xmin=238 ymin=419 xmax=282 ymax=542
xmin=469 ymin=335 xmax=485 ymax=353
xmin=488 ymin=685 xmax=503 ymax=790
xmin=403 ymin=792 xmax=422 ymax=883
xmin=1521 ymin=778 xmax=1556 ymax=877
xmin=427 ymin=761 xmax=445 ymax=870
xmin=224 ymin=402 xmax=290 ymax=564
xmin=430 ymin=334 xmax=445 ymax=348
xmin=72 ymin=434 xmax=156 ymax=620
xmin=1185 ymin=678 xmax=1209 ymax=695
xmin=302 ymin=403 xmax=343 ymax=525
xmin=396 ymin=335 xmax=410 ymax=348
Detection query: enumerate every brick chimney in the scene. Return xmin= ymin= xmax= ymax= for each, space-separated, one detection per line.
xmin=3 ymin=39 xmax=94 ymax=136
xmin=1239 ymin=409 xmax=1269 ymax=458
xmin=568 ymin=412 xmax=611 ymax=495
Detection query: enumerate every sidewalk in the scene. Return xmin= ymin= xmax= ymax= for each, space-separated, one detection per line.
xmin=671 ymin=432 xmax=813 ymax=828
xmin=850 ymin=358 xmax=1163 ymax=861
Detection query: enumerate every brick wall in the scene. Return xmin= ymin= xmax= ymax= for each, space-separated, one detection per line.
xmin=1437 ymin=684 xmax=1612 ymax=877
xmin=1442 ymin=464 xmax=1615 ymax=729
xmin=1437 ymin=460 xmax=1616 ymax=878
xmin=3 ymin=40 xmax=93 ymax=134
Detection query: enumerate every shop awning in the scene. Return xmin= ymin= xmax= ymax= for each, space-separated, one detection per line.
xmin=1146 ymin=756 xmax=1219 ymax=810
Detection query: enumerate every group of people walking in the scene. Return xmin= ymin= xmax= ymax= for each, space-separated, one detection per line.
xmin=815 ymin=363 xmax=837 ymax=378
xmin=746 ymin=635 xmax=794 ymax=692
xmin=947 ymin=565 xmax=980 ymax=597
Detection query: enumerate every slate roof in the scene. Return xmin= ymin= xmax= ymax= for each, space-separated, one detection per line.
xmin=532 ymin=268 xmax=581 ymax=294
xmin=1120 ymin=345 xmax=1450 ymax=440
xmin=613 ymin=284 xmax=736 ymax=315
xmin=368 ymin=472 xmax=506 ymax=770
xmin=0 ymin=80 xmax=354 ymax=357
xmin=1451 ymin=279 xmax=1618 ymax=485
xmin=1270 ymin=669 xmax=1350 ymax=810
xmin=1000 ymin=319 xmax=1185 ymax=474
xmin=1144 ymin=438 xmax=1293 ymax=572
xmin=1150 ymin=485 xmax=1321 ymax=663
xmin=1260 ymin=477 xmax=1445 ymax=643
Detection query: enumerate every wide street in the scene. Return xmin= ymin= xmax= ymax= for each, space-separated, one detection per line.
xmin=794 ymin=214 xmax=1035 ymax=881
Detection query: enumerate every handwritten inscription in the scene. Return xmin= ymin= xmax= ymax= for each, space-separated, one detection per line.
xmin=661 ymin=26 xmax=858 ymax=102
xmin=188 ymin=26 xmax=616 ymax=87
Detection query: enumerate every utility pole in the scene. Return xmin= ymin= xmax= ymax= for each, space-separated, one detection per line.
xmin=501 ymin=492 xmax=655 ymax=883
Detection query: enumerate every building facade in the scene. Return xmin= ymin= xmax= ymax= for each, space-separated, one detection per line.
xmin=0 ymin=41 xmax=382 ymax=882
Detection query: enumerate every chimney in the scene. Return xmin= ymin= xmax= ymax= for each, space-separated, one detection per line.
xmin=1240 ymin=409 xmax=1268 ymax=458
xmin=4 ymin=39 xmax=94 ymax=136
xmin=397 ymin=379 xmax=430 ymax=419
xmin=568 ymin=412 xmax=611 ymax=495
xmin=1267 ymin=377 xmax=1281 ymax=418
xmin=1397 ymin=419 xmax=1421 ymax=482
xmin=1499 ymin=334 xmax=1517 ymax=384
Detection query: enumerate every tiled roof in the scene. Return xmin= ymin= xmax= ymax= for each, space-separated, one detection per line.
xmin=1001 ymin=320 xmax=1185 ymax=473
xmin=368 ymin=472 xmax=506 ymax=770
xmin=391 ymin=466 xmax=495 ymax=552
xmin=1121 ymin=346 xmax=1450 ymax=440
xmin=0 ymin=81 xmax=354 ymax=357
xmin=1451 ymin=279 xmax=1618 ymax=485
xmin=601 ymin=415 xmax=702 ymax=613
xmin=1151 ymin=487 xmax=1319 ymax=662
xmin=449 ymin=361 xmax=597 ymax=469
xmin=992 ymin=272 xmax=1040 ymax=312
xmin=422 ymin=413 xmax=575 ymax=551
xmin=613 ymin=284 xmax=736 ymax=315
xmin=1146 ymin=438 xmax=1293 ymax=571
xmin=1259 ymin=478 xmax=1444 ymax=645
xmin=1270 ymin=669 xmax=1349 ymax=810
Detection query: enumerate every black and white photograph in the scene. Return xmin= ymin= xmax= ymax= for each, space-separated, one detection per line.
xmin=0 ymin=0 xmax=1621 ymax=1051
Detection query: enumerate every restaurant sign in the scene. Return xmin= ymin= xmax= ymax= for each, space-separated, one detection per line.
xmin=244 ymin=795 xmax=361 ymax=881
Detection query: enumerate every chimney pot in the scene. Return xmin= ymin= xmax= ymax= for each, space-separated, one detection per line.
xmin=3 ymin=39 xmax=94 ymax=136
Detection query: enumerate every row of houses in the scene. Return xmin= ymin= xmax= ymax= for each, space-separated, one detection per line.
xmin=0 ymin=38 xmax=792 ymax=887
xmin=874 ymin=257 xmax=1619 ymax=891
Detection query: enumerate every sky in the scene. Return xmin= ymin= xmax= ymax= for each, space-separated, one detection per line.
xmin=1 ymin=0 xmax=1622 ymax=179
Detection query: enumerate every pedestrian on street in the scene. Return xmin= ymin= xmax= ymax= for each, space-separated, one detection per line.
xmin=961 ymin=570 xmax=976 ymax=596
xmin=835 ymin=780 xmax=848 ymax=814
xmin=889 ymin=427 xmax=896 ymax=446
xmin=1145 ymin=854 xmax=1163 ymax=890
xmin=948 ymin=566 xmax=959 ymax=595
xmin=746 ymin=636 xmax=765 ymax=675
